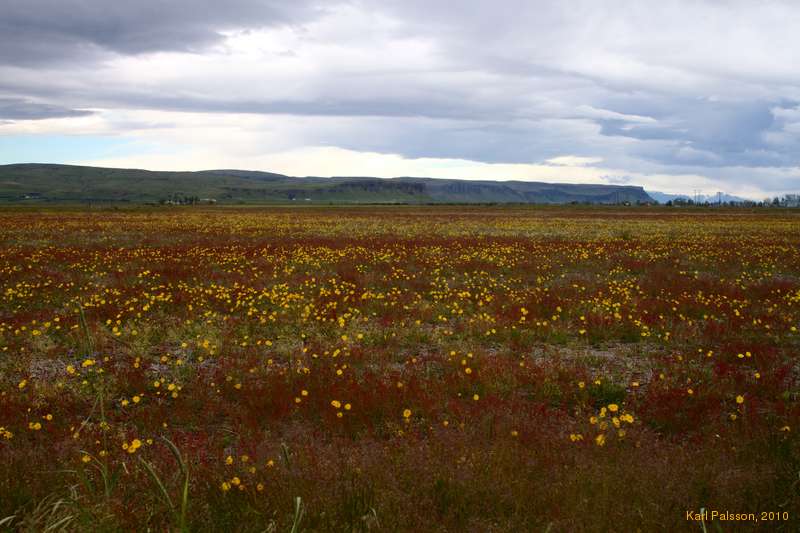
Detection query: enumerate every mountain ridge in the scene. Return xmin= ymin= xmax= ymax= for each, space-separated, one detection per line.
xmin=646 ymin=190 xmax=749 ymax=204
xmin=0 ymin=163 xmax=654 ymax=204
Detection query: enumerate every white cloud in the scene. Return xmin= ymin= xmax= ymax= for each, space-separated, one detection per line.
xmin=546 ymin=156 xmax=604 ymax=167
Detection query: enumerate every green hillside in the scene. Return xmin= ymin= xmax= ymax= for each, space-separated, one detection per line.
xmin=0 ymin=163 xmax=654 ymax=204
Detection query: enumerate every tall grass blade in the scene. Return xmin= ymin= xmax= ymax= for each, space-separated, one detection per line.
xmin=139 ymin=458 xmax=175 ymax=511
xmin=290 ymin=496 xmax=304 ymax=533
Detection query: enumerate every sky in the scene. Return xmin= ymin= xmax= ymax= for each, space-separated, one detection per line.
xmin=1 ymin=1 xmax=799 ymax=198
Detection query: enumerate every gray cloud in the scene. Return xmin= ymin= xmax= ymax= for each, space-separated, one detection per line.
xmin=0 ymin=0 xmax=323 ymax=65
xmin=0 ymin=97 xmax=93 ymax=120
xmin=596 ymin=99 xmax=800 ymax=168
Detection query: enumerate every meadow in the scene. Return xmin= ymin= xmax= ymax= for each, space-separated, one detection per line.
xmin=0 ymin=206 xmax=798 ymax=531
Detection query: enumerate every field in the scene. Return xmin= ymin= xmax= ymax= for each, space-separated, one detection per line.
xmin=1 ymin=206 xmax=799 ymax=531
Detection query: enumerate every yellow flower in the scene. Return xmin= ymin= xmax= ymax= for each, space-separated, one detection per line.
xmin=126 ymin=439 xmax=142 ymax=453
xmin=473 ymin=394 xmax=480 ymax=401
xmin=736 ymin=395 xmax=744 ymax=404
xmin=220 ymin=481 xmax=231 ymax=492
xmin=66 ymin=365 xmax=75 ymax=375
xmin=81 ymin=454 xmax=92 ymax=463
xmin=18 ymin=379 xmax=27 ymax=390
xmin=608 ymin=404 xmax=619 ymax=412
xmin=225 ymin=455 xmax=234 ymax=465
xmin=403 ymin=409 xmax=412 ymax=419
xmin=132 ymin=395 xmax=141 ymax=404
xmin=331 ymin=400 xmax=341 ymax=409
xmin=595 ymin=434 xmax=606 ymax=446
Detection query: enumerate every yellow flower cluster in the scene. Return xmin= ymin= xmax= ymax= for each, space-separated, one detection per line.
xmin=122 ymin=438 xmax=143 ymax=454
xmin=584 ymin=403 xmax=636 ymax=446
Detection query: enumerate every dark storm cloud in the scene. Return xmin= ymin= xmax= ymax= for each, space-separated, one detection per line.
xmin=0 ymin=97 xmax=93 ymax=120
xmin=0 ymin=0 xmax=323 ymax=65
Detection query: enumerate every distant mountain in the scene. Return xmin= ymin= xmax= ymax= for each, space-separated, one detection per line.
xmin=0 ymin=163 xmax=654 ymax=204
xmin=646 ymin=190 xmax=748 ymax=204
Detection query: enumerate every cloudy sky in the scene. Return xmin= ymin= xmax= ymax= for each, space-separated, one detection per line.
xmin=1 ymin=0 xmax=799 ymax=198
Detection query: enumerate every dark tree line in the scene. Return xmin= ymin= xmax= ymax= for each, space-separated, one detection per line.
xmin=665 ymin=194 xmax=799 ymax=207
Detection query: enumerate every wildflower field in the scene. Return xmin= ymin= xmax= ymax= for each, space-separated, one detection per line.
xmin=1 ymin=206 xmax=798 ymax=531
